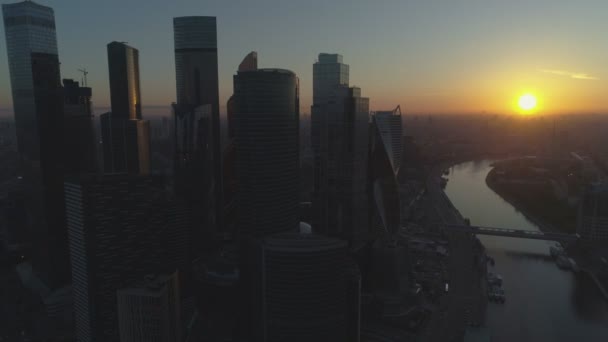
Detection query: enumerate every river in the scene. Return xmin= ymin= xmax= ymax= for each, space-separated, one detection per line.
xmin=444 ymin=160 xmax=608 ymax=342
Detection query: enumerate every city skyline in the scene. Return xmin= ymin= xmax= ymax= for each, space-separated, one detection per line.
xmin=2 ymin=0 xmax=608 ymax=116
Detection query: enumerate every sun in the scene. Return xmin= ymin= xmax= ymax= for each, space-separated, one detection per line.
xmin=518 ymin=94 xmax=537 ymax=112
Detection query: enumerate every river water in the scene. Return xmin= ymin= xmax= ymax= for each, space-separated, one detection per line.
xmin=444 ymin=160 xmax=608 ymax=342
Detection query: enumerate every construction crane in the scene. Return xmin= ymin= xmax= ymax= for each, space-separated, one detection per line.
xmin=77 ymin=68 xmax=89 ymax=86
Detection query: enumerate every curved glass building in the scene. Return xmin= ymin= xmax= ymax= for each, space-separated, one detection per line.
xmin=251 ymin=230 xmax=360 ymax=341
xmin=373 ymin=106 xmax=403 ymax=175
xmin=232 ymin=69 xmax=300 ymax=238
xmin=370 ymin=108 xmax=403 ymax=236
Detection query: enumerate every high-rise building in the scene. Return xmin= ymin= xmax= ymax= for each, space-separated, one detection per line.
xmin=232 ymin=68 xmax=300 ymax=238
xmin=3 ymin=1 xmax=69 ymax=286
xmin=107 ymin=41 xmax=142 ymax=120
xmin=373 ymin=106 xmax=403 ymax=175
xmin=2 ymin=0 xmax=58 ymax=162
xmin=311 ymin=54 xmax=370 ymax=248
xmin=102 ymin=42 xmax=150 ymax=175
xmin=370 ymin=111 xmax=402 ymax=236
xmin=312 ymin=53 xmax=349 ymax=105
xmin=173 ymin=103 xmax=217 ymax=255
xmin=65 ymin=175 xmax=189 ymax=342
xmin=173 ymin=16 xmax=223 ymax=233
xmin=117 ymin=272 xmax=182 ymax=342
xmin=250 ymin=226 xmax=360 ymax=341
xmin=63 ymin=79 xmax=97 ymax=174
xmin=224 ymin=51 xmax=258 ymax=237
xmin=578 ymin=184 xmax=608 ymax=242
xmin=227 ymin=51 xmax=258 ymax=139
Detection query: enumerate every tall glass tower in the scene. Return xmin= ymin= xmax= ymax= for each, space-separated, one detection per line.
xmin=311 ymin=54 xmax=370 ymax=248
xmin=3 ymin=0 xmax=58 ymax=162
xmin=3 ymin=1 xmax=70 ymax=286
xmin=173 ymin=16 xmax=223 ymax=237
xmin=107 ymin=41 xmax=142 ymax=120
xmin=233 ymin=68 xmax=300 ymax=238
xmin=102 ymin=42 xmax=150 ymax=175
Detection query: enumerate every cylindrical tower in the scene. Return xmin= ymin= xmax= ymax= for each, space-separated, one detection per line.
xmin=233 ymin=69 xmax=300 ymax=238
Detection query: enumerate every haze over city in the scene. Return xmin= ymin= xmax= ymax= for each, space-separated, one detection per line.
xmin=2 ymin=0 xmax=608 ymax=115
xmin=2 ymin=0 xmax=608 ymax=341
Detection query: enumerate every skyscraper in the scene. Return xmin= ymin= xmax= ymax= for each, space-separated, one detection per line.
xmin=63 ymin=79 xmax=97 ymax=174
xmin=173 ymin=103 xmax=217 ymax=256
xmin=232 ymin=68 xmax=300 ymax=238
xmin=312 ymin=53 xmax=349 ymax=105
xmin=2 ymin=1 xmax=69 ymax=286
xmin=373 ymin=106 xmax=403 ymax=175
xmin=173 ymin=16 xmax=223 ymax=233
xmin=65 ymin=175 xmax=189 ymax=342
xmin=250 ymin=227 xmax=360 ymax=341
xmin=370 ymin=111 xmax=402 ymax=236
xmin=102 ymin=42 xmax=150 ymax=175
xmin=117 ymin=272 xmax=182 ymax=342
xmin=311 ymin=54 xmax=370 ymax=248
xmin=107 ymin=41 xmax=142 ymax=120
xmin=224 ymin=51 xmax=258 ymax=237
xmin=2 ymin=0 xmax=58 ymax=162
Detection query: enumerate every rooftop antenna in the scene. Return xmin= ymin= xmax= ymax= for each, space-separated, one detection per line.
xmin=77 ymin=68 xmax=89 ymax=87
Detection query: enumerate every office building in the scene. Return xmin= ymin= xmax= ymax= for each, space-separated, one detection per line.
xmin=250 ymin=225 xmax=360 ymax=341
xmin=117 ymin=272 xmax=182 ymax=342
xmin=232 ymin=68 xmax=300 ymax=238
xmin=63 ymin=79 xmax=97 ymax=174
xmin=373 ymin=106 xmax=403 ymax=174
xmin=227 ymin=51 xmax=258 ymax=139
xmin=102 ymin=42 xmax=150 ymax=175
xmin=173 ymin=16 xmax=223 ymax=233
xmin=312 ymin=53 xmax=349 ymax=105
xmin=107 ymin=41 xmax=141 ymax=120
xmin=370 ymin=112 xmax=402 ymax=236
xmin=3 ymin=0 xmax=70 ymax=286
xmin=578 ymin=184 xmax=608 ymax=241
xmin=311 ymin=54 xmax=370 ymax=248
xmin=173 ymin=103 xmax=217 ymax=256
xmin=223 ymin=51 xmax=258 ymax=237
xmin=65 ymin=175 xmax=189 ymax=342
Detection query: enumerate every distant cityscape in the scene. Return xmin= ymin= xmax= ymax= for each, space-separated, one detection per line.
xmin=1 ymin=1 xmax=608 ymax=342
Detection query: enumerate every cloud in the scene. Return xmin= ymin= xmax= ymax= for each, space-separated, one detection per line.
xmin=539 ymin=69 xmax=598 ymax=80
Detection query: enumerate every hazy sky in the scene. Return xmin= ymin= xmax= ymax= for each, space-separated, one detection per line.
xmin=1 ymin=0 xmax=608 ymax=116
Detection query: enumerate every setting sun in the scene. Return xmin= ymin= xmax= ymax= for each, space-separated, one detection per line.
xmin=518 ymin=94 xmax=537 ymax=112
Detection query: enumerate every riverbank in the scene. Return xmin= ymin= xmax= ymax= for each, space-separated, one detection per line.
xmin=485 ymin=167 xmax=570 ymax=235
xmin=485 ymin=165 xmax=608 ymax=302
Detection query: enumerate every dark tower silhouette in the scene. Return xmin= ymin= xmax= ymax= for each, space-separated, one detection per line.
xmin=63 ymin=79 xmax=97 ymax=174
xmin=173 ymin=16 xmax=223 ymax=236
xmin=232 ymin=68 xmax=300 ymax=238
xmin=102 ymin=42 xmax=150 ymax=175
xmin=250 ymin=228 xmax=361 ymax=341
xmin=107 ymin=42 xmax=142 ymax=120
xmin=311 ymin=54 xmax=370 ymax=248
xmin=65 ymin=175 xmax=189 ymax=342
xmin=2 ymin=1 xmax=69 ymax=287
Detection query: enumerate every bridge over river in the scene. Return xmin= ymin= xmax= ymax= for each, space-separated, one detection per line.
xmin=446 ymin=224 xmax=579 ymax=243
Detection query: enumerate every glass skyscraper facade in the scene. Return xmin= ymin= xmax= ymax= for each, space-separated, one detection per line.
xmin=173 ymin=16 xmax=223 ymax=237
xmin=102 ymin=42 xmax=150 ymax=175
xmin=312 ymin=53 xmax=349 ymax=105
xmin=311 ymin=54 xmax=370 ymax=248
xmin=232 ymin=68 xmax=300 ymax=238
xmin=107 ymin=42 xmax=142 ymax=120
xmin=3 ymin=0 xmax=58 ymax=162
xmin=374 ymin=106 xmax=403 ymax=175
xmin=3 ymin=1 xmax=70 ymax=286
